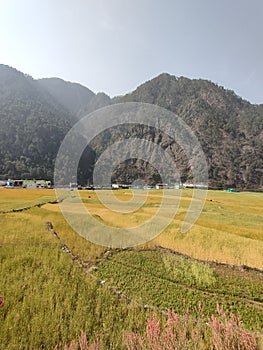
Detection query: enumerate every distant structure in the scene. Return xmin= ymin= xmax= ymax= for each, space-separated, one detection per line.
xmin=7 ymin=179 xmax=23 ymax=187
xmin=1 ymin=179 xmax=52 ymax=188
xmin=226 ymin=188 xmax=240 ymax=193
xmin=25 ymin=180 xmax=52 ymax=188
xmin=182 ymin=183 xmax=207 ymax=189
xmin=111 ymin=184 xmax=119 ymax=189
xmin=69 ymin=182 xmax=78 ymax=189
xmin=155 ymin=183 xmax=168 ymax=189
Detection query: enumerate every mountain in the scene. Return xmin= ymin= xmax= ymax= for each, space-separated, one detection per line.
xmin=0 ymin=65 xmax=262 ymax=189
xmin=38 ymin=78 xmax=111 ymax=118
xmin=0 ymin=65 xmax=72 ymax=180
xmin=77 ymin=92 xmax=112 ymax=117
xmin=38 ymin=77 xmax=95 ymax=118
xmin=113 ymin=74 xmax=263 ymax=189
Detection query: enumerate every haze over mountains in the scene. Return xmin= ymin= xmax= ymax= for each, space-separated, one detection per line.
xmin=0 ymin=64 xmax=262 ymax=189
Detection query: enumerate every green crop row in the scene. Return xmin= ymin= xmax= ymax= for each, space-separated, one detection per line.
xmin=94 ymin=250 xmax=263 ymax=331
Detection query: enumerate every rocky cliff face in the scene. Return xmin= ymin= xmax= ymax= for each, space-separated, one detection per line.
xmin=111 ymin=74 xmax=262 ymax=189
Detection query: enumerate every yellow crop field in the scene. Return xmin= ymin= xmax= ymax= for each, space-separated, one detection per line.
xmin=68 ymin=189 xmax=262 ymax=269
xmin=0 ymin=188 xmax=262 ymax=349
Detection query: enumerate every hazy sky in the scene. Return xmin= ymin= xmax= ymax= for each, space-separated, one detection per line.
xmin=0 ymin=0 xmax=262 ymax=103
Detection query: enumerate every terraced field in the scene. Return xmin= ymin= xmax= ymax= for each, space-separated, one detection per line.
xmin=0 ymin=188 xmax=262 ymax=349
xmin=94 ymin=249 xmax=263 ymax=330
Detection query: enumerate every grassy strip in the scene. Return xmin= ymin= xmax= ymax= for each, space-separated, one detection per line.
xmin=94 ymin=250 xmax=263 ymax=331
xmin=0 ymin=211 xmax=151 ymax=349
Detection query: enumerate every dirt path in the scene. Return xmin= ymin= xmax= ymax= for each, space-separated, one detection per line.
xmin=0 ymin=198 xmax=65 ymax=214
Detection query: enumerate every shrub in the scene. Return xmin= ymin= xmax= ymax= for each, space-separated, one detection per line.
xmin=57 ymin=305 xmax=259 ymax=350
xmin=124 ymin=305 xmax=258 ymax=350
xmin=54 ymin=331 xmax=101 ymax=350
xmin=208 ymin=304 xmax=257 ymax=350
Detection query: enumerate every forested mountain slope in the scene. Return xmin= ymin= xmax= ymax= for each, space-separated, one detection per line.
xmin=0 ymin=65 xmax=262 ymax=189
xmin=0 ymin=65 xmax=72 ymax=179
xmin=114 ymin=74 xmax=263 ymax=189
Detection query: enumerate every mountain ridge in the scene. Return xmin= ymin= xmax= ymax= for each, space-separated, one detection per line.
xmin=0 ymin=64 xmax=262 ymax=189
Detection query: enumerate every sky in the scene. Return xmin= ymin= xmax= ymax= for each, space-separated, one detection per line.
xmin=0 ymin=0 xmax=262 ymax=103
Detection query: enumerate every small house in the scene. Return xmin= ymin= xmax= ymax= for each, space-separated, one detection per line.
xmin=156 ymin=183 xmax=168 ymax=189
xmin=112 ymin=184 xmax=119 ymax=189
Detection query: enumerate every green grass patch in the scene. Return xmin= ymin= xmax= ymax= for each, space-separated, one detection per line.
xmin=94 ymin=249 xmax=263 ymax=331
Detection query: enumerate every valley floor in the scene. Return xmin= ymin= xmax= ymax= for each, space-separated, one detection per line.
xmin=0 ymin=188 xmax=262 ymax=349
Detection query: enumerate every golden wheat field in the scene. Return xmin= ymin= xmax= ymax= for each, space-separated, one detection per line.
xmin=0 ymin=187 xmax=263 ymax=349
xmin=39 ymin=188 xmax=263 ymax=269
xmin=1 ymin=188 xmax=262 ymax=268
